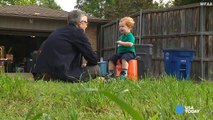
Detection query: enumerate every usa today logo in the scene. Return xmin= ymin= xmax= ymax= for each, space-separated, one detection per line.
xmin=176 ymin=105 xmax=200 ymax=114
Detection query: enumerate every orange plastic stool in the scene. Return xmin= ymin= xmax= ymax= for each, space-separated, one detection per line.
xmin=128 ymin=59 xmax=138 ymax=80
xmin=115 ymin=59 xmax=138 ymax=80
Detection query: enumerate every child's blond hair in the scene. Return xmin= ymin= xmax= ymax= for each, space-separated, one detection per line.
xmin=120 ymin=17 xmax=135 ymax=30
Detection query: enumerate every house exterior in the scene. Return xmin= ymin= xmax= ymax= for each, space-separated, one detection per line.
xmin=0 ymin=5 xmax=109 ymax=72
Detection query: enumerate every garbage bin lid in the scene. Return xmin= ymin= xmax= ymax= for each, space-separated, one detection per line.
xmin=98 ymin=61 xmax=107 ymax=64
xmin=163 ymin=49 xmax=195 ymax=52
xmin=135 ymin=44 xmax=153 ymax=47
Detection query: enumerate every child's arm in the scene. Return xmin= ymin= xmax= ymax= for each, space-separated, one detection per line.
xmin=117 ymin=40 xmax=133 ymax=47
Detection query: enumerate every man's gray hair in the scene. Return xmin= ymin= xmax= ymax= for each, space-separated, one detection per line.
xmin=67 ymin=9 xmax=87 ymax=24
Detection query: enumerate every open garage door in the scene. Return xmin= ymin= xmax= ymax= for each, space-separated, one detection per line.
xmin=0 ymin=30 xmax=50 ymax=73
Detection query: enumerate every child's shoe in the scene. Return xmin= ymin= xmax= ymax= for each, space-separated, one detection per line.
xmin=119 ymin=71 xmax=127 ymax=80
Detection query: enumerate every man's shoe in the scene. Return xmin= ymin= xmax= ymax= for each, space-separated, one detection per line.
xmin=104 ymin=72 xmax=115 ymax=80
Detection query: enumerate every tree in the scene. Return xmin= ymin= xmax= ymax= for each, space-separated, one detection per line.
xmin=0 ymin=0 xmax=61 ymax=9
xmin=153 ymin=0 xmax=173 ymax=8
xmin=75 ymin=0 xmax=161 ymax=19
xmin=37 ymin=0 xmax=61 ymax=9
xmin=173 ymin=0 xmax=212 ymax=6
xmin=0 ymin=0 xmax=36 ymax=5
xmin=104 ymin=0 xmax=155 ymax=19
xmin=75 ymin=0 xmax=106 ymax=18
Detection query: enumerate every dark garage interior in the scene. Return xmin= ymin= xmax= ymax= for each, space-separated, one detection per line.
xmin=0 ymin=33 xmax=48 ymax=72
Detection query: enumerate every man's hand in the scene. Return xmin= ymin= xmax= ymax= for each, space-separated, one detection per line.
xmin=81 ymin=63 xmax=87 ymax=67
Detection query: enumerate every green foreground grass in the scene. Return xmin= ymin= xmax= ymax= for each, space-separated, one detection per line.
xmin=0 ymin=74 xmax=212 ymax=120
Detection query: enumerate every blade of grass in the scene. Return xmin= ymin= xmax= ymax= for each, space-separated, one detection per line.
xmin=31 ymin=112 xmax=43 ymax=120
xmin=70 ymin=108 xmax=78 ymax=120
xmin=151 ymin=113 xmax=158 ymax=120
xmin=77 ymin=88 xmax=144 ymax=120
xmin=100 ymin=90 xmax=144 ymax=120
xmin=25 ymin=105 xmax=35 ymax=120
xmin=25 ymin=91 xmax=42 ymax=120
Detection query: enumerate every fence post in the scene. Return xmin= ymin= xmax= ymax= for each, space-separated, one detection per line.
xmin=142 ymin=9 xmax=145 ymax=44
xmin=100 ymin=26 xmax=104 ymax=59
xmin=115 ymin=18 xmax=119 ymax=54
xmin=200 ymin=2 xmax=205 ymax=79
xmin=139 ymin=9 xmax=143 ymax=44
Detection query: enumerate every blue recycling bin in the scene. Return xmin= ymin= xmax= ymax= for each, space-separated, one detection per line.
xmin=163 ymin=49 xmax=195 ymax=80
xmin=98 ymin=61 xmax=108 ymax=76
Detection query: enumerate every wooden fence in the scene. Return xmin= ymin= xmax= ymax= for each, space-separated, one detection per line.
xmin=100 ymin=3 xmax=213 ymax=81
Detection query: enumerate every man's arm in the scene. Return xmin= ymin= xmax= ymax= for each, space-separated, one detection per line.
xmin=73 ymin=30 xmax=98 ymax=65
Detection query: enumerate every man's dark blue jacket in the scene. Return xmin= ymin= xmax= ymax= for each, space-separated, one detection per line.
xmin=32 ymin=23 xmax=98 ymax=81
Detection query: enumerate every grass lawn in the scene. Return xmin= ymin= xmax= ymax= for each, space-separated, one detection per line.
xmin=0 ymin=73 xmax=212 ymax=120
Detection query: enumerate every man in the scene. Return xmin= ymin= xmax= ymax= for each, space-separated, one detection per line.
xmin=32 ymin=10 xmax=100 ymax=82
